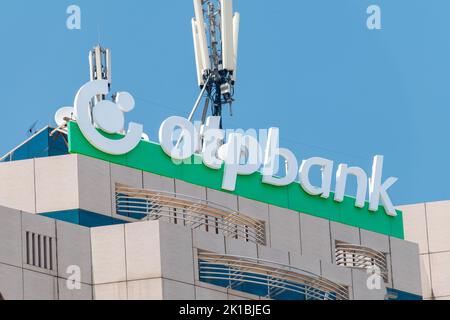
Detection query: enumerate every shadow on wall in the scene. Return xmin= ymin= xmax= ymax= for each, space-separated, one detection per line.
xmin=0 ymin=292 xmax=3 ymax=300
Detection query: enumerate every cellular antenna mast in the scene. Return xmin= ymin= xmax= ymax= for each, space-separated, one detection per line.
xmin=190 ymin=0 xmax=240 ymax=129
xmin=88 ymin=45 xmax=112 ymax=103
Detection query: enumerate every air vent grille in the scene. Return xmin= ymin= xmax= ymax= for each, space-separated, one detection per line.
xmin=25 ymin=231 xmax=54 ymax=271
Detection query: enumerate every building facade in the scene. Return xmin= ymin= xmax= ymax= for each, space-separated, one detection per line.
xmin=0 ymin=127 xmax=423 ymax=300
xmin=401 ymin=201 xmax=450 ymax=300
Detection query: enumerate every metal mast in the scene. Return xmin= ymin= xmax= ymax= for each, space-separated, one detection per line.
xmin=191 ymin=0 xmax=240 ymax=129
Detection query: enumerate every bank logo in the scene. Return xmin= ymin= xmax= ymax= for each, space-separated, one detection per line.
xmin=61 ymin=82 xmax=399 ymax=217
xmin=58 ymin=80 xmax=143 ymax=155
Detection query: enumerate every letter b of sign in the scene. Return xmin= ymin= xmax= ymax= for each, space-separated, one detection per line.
xmin=367 ymin=5 xmax=382 ymax=30
xmin=66 ymin=5 xmax=81 ymax=30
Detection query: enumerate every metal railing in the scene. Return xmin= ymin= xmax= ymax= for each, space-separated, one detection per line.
xmin=335 ymin=242 xmax=389 ymax=282
xmin=198 ymin=251 xmax=349 ymax=300
xmin=115 ymin=184 xmax=266 ymax=245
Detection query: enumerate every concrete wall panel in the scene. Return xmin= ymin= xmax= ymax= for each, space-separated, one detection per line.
xmin=300 ymin=214 xmax=332 ymax=263
xmin=127 ymin=279 xmax=163 ymax=300
xmin=93 ymin=282 xmax=127 ymax=300
xmin=207 ymin=189 xmax=238 ymax=211
xmin=400 ymin=203 xmax=429 ymax=254
xmin=225 ymin=238 xmax=257 ymax=258
xmin=58 ymin=278 xmax=93 ymax=300
xmin=0 ymin=264 xmax=23 ymax=300
xmin=23 ymin=270 xmax=57 ymax=300
xmin=426 ymin=201 xmax=450 ymax=253
xmin=360 ymin=229 xmax=390 ymax=254
xmin=420 ymin=254 xmax=433 ymax=299
xmin=35 ymin=155 xmax=78 ymax=213
xmin=289 ymin=253 xmax=321 ymax=275
xmin=56 ymin=220 xmax=92 ymax=284
xmin=0 ymin=207 xmax=22 ymax=267
xmin=144 ymin=172 xmax=175 ymax=193
xmin=196 ymin=286 xmax=228 ymax=300
xmin=351 ymin=268 xmax=387 ymax=300
xmin=175 ymin=180 xmax=206 ymax=200
xmin=77 ymin=156 xmax=111 ymax=216
xmin=257 ymin=246 xmax=289 ymax=265
xmin=193 ymin=230 xmax=226 ymax=254
xmin=430 ymin=252 xmax=450 ymax=298
xmin=91 ymin=225 xmax=126 ymax=284
xmin=162 ymin=279 xmax=195 ymax=300
xmin=269 ymin=205 xmax=301 ymax=255
xmin=159 ymin=222 xmax=195 ymax=285
xmin=125 ymin=221 xmax=161 ymax=281
xmin=390 ymin=237 xmax=422 ymax=296
xmin=0 ymin=160 xmax=36 ymax=213
xmin=321 ymin=261 xmax=352 ymax=287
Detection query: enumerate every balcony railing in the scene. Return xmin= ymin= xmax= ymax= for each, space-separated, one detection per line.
xmin=198 ymin=251 xmax=349 ymax=300
xmin=335 ymin=241 xmax=389 ymax=282
xmin=115 ymin=184 xmax=266 ymax=245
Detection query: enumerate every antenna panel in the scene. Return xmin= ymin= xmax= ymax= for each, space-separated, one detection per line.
xmin=192 ymin=19 xmax=206 ymax=86
xmin=95 ymin=46 xmax=102 ymax=80
xmin=106 ymin=48 xmax=112 ymax=85
xmin=232 ymin=12 xmax=240 ymax=81
xmin=189 ymin=0 xmax=241 ymax=128
xmin=88 ymin=52 xmax=95 ymax=81
xmin=221 ymin=0 xmax=235 ymax=71
xmin=193 ymin=0 xmax=211 ymax=71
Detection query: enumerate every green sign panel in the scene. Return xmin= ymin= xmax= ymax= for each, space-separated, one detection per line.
xmin=67 ymin=121 xmax=404 ymax=239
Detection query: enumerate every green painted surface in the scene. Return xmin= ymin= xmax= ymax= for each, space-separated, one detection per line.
xmin=67 ymin=122 xmax=404 ymax=239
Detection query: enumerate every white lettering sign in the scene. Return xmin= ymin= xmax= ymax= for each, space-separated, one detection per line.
xmin=64 ymin=81 xmax=399 ymax=217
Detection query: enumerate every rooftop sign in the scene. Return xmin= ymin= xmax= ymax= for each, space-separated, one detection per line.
xmin=64 ymin=80 xmax=404 ymax=239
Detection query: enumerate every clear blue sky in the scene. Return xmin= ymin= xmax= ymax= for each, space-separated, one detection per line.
xmin=0 ymin=0 xmax=449 ymax=206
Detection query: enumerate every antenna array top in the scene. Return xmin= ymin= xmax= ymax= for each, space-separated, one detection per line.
xmin=89 ymin=45 xmax=112 ymax=87
xmin=191 ymin=0 xmax=240 ymax=128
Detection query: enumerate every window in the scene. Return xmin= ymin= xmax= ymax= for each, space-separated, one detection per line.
xmin=115 ymin=184 xmax=267 ymax=245
xmin=335 ymin=241 xmax=389 ymax=282
xmin=198 ymin=251 xmax=349 ymax=300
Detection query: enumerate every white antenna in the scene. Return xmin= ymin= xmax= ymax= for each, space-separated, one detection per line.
xmin=232 ymin=12 xmax=240 ymax=81
xmin=53 ymin=44 xmax=112 ymax=135
xmin=221 ymin=0 xmax=235 ymax=71
xmin=192 ymin=19 xmax=207 ymax=87
xmin=189 ymin=0 xmax=240 ymax=129
xmin=89 ymin=45 xmax=112 ymax=103
xmin=193 ymin=0 xmax=211 ymax=77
